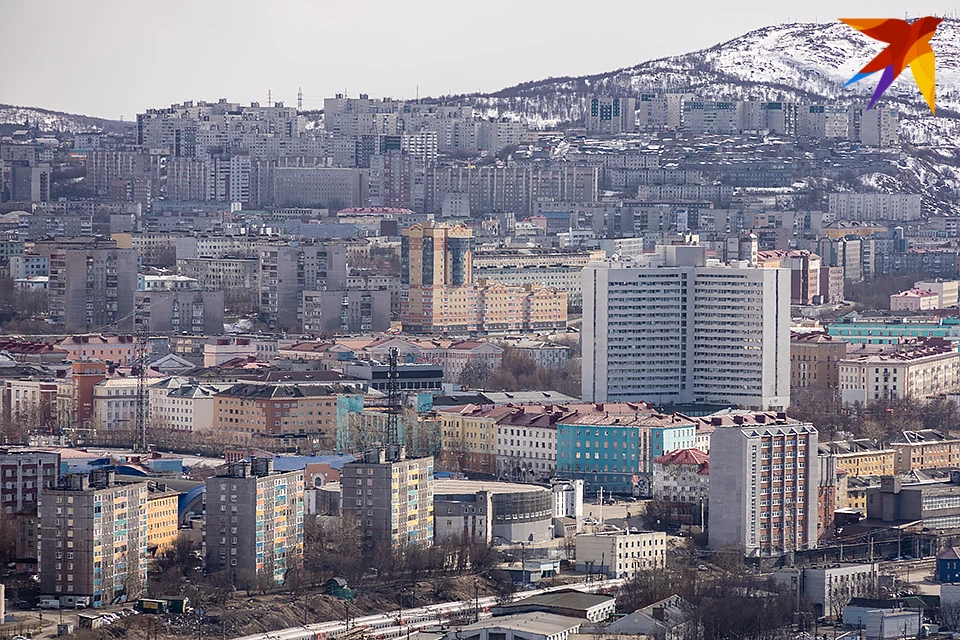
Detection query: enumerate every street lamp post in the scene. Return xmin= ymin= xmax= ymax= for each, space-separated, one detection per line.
xmin=474 ymin=579 xmax=480 ymax=623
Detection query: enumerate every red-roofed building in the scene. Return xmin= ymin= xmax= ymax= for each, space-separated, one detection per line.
xmin=652 ymin=448 xmax=710 ymax=526
xmin=890 ymin=288 xmax=940 ymax=312
xmin=55 ymin=334 xmax=137 ymax=366
xmin=0 ymin=339 xmax=68 ymax=364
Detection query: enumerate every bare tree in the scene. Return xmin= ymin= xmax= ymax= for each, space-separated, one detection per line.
xmin=942 ymin=600 xmax=960 ymax=631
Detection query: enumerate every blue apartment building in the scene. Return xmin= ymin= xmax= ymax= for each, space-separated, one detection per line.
xmin=557 ymin=413 xmax=697 ymax=496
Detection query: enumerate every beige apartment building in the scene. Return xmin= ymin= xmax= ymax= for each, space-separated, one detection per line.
xmin=790 ymin=332 xmax=848 ymax=392
xmin=839 ymin=338 xmax=960 ymax=405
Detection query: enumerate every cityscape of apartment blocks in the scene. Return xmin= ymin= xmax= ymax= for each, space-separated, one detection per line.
xmin=2 ymin=82 xmax=960 ymax=611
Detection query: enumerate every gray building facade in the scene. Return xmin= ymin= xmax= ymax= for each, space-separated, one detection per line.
xmin=258 ymin=243 xmax=349 ymax=332
xmin=38 ymin=471 xmax=148 ymax=607
xmin=340 ymin=447 xmax=434 ymax=549
xmin=301 ymin=288 xmax=391 ymax=336
xmin=135 ymin=288 xmax=225 ymax=334
xmin=36 ymin=237 xmax=138 ymax=332
xmin=203 ymin=459 xmax=304 ymax=585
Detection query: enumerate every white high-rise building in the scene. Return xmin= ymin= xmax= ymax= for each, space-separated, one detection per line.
xmin=582 ymin=243 xmax=791 ymax=410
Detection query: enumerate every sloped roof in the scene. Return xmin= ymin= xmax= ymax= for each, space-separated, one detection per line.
xmin=654 ymin=448 xmax=709 ymax=466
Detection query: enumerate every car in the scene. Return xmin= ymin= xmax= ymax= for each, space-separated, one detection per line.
xmin=583 ymin=517 xmax=599 ymax=525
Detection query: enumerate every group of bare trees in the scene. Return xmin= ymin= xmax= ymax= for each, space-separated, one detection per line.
xmin=789 ymin=391 xmax=960 ymax=442
xmin=0 ymin=275 xmax=52 ymax=333
xmin=461 ymin=345 xmax=581 ymax=398
xmin=616 ymin=550 xmax=799 ymax=640
xmin=302 ymin=515 xmax=505 ymax=592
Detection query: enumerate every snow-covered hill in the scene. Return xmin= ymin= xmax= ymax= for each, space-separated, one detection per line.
xmin=459 ymin=19 xmax=960 ymax=136
xmin=0 ymin=104 xmax=130 ymax=134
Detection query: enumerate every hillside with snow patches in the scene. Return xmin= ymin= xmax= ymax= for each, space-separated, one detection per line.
xmin=0 ymin=104 xmax=130 ymax=134
xmin=464 ymin=20 xmax=960 ymax=140
xmin=6 ymin=20 xmax=960 ymax=208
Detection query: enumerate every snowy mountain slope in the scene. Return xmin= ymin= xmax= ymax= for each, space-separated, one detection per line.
xmin=461 ymin=19 xmax=960 ymax=130
xmin=0 ymin=104 xmax=130 ymax=134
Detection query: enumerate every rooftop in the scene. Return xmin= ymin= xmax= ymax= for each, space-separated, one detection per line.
xmin=495 ymin=589 xmax=614 ymax=613
xmin=654 ymin=448 xmax=710 ymax=469
xmin=448 ymin=612 xmax=583 ymax=636
xmin=434 ymin=478 xmax=551 ymax=496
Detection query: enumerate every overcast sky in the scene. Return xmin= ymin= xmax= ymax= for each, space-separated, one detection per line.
xmin=3 ymin=0 xmax=960 ymax=119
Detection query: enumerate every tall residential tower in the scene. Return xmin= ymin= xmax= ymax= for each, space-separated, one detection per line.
xmin=401 ymin=222 xmax=474 ymax=333
xmin=582 ymin=242 xmax=790 ymax=410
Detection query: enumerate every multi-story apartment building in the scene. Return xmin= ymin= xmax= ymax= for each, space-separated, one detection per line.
xmin=10 ymin=164 xmax=51 ymax=202
xmin=816 ymin=235 xmax=872 ymax=282
xmin=790 ymin=332 xmax=848 ymax=393
xmin=472 ymin=248 xmax=602 ymax=308
xmin=340 ymin=446 xmax=434 ymax=549
xmin=272 ymin=166 xmax=367 ymax=209
xmin=135 ymin=282 xmax=224 ymax=335
xmin=635 ymin=184 xmax=733 ymax=206
xmin=741 ymin=101 xmax=799 ymax=135
xmin=817 ymin=439 xmax=894 ymax=477
xmin=85 ymin=150 xmax=159 ymax=197
xmin=890 ymin=288 xmax=940 ymax=311
xmin=757 ymin=250 xmax=822 ymax=305
xmin=0 ymin=449 xmax=60 ymax=567
xmin=681 ymin=100 xmax=742 ymax=134
xmin=146 ymin=482 xmax=180 ymax=553
xmin=211 ymin=383 xmax=363 ymax=450
xmin=301 ymin=288 xmax=391 ymax=335
xmin=828 ymin=193 xmax=921 ymax=222
xmin=575 ymin=531 xmax=667 ymax=578
xmin=585 ymin=97 xmax=637 ymax=134
xmin=856 ymin=106 xmax=899 ymax=147
xmin=0 ymin=377 xmax=59 ymax=432
xmin=203 ymin=459 xmax=304 ymax=585
xmin=439 ymin=404 xmax=516 ymax=475
xmin=39 ymin=470 xmax=149 ymax=607
xmin=582 ymin=243 xmax=791 ymax=410
xmin=890 ymin=429 xmax=960 ymax=474
xmin=166 ymin=157 xmax=209 ymax=201
xmin=424 ymin=165 xmax=599 ymax=217
xmin=369 ymin=153 xmax=427 ymax=211
xmin=708 ymin=412 xmax=819 ymax=557
xmin=557 ymin=412 xmax=697 ymax=495
xmin=9 ymin=254 xmax=48 ymax=279
xmin=54 ymin=334 xmax=137 ymax=366
xmin=652 ymin=448 xmax=710 ymax=525
xmin=92 ymin=378 xmax=141 ymax=433
xmin=774 ymin=563 xmax=879 ymax=619
xmin=915 ymin=280 xmax=959 ymax=308
xmin=798 ymin=105 xmax=851 ymax=140
xmin=476 ymin=281 xmax=568 ymax=333
xmin=495 ymin=407 xmax=564 ymax=482
xmin=258 ymin=243 xmax=348 ymax=332
xmin=176 ymin=257 xmax=260 ymax=291
xmin=507 ymin=339 xmax=571 ymax=369
xmin=838 ymin=338 xmax=960 ymax=405
xmin=36 ymin=237 xmax=138 ymax=332
xmin=149 ymin=380 xmax=233 ymax=433
xmin=402 ymin=222 xmax=475 ymax=333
